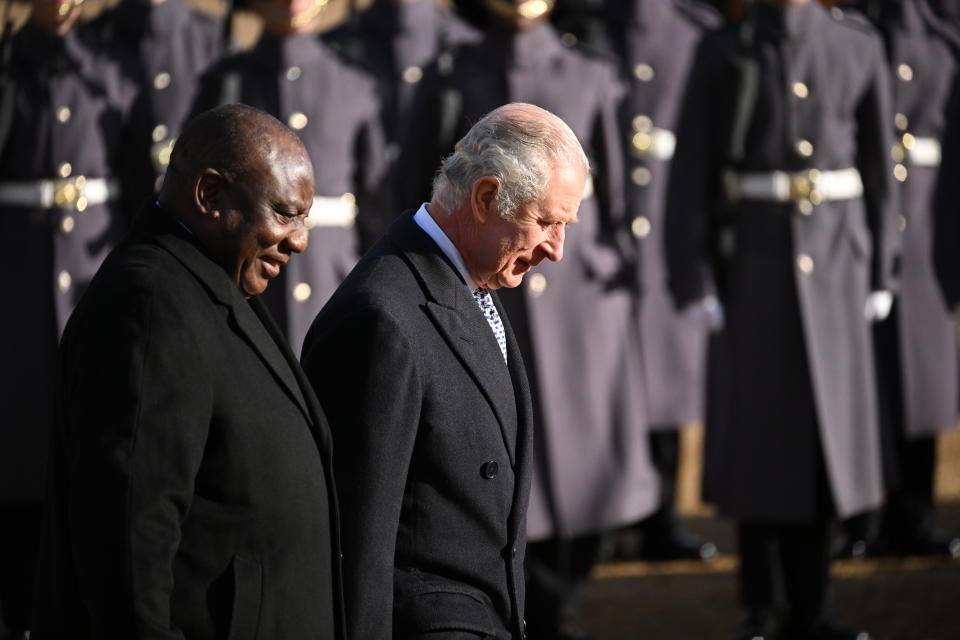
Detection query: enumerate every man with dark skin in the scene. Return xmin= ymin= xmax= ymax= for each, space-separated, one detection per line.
xmin=32 ymin=104 xmax=344 ymax=639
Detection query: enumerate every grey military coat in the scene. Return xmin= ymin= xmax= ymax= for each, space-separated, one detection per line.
xmin=667 ymin=2 xmax=899 ymax=521
xmin=404 ymin=23 xmax=658 ymax=540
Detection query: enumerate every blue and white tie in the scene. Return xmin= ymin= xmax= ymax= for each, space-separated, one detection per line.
xmin=473 ymin=288 xmax=507 ymax=364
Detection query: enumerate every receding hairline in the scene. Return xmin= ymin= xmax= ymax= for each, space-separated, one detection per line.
xmin=477 ymin=103 xmax=588 ymax=172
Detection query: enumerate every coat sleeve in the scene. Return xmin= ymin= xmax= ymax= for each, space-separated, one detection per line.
xmin=934 ymin=70 xmax=960 ymax=308
xmin=855 ymin=32 xmax=900 ymax=293
xmin=301 ymin=303 xmax=422 ymax=640
xmin=53 ymin=264 xmax=212 ymax=639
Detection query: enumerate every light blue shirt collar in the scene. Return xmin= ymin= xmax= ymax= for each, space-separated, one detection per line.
xmin=413 ymin=203 xmax=478 ymax=292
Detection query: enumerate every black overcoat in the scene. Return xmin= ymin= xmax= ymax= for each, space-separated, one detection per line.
xmin=301 ymin=212 xmax=533 ymax=640
xmin=32 ymin=204 xmax=344 ymax=639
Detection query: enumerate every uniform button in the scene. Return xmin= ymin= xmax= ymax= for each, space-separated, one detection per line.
xmin=897 ymin=63 xmax=913 ymax=82
xmin=292 ymin=282 xmax=312 ymax=302
xmin=341 ymin=192 xmax=356 ymax=206
xmin=153 ymin=71 xmax=171 ymax=90
xmin=901 ymin=133 xmax=916 ymax=150
xmin=76 ymin=196 xmax=88 ymax=212
xmin=481 ymin=460 xmax=499 ymax=479
xmin=830 ymin=6 xmax=844 ymax=19
xmin=285 ymin=65 xmax=302 ymax=81
xmin=891 ymin=144 xmax=905 ymax=163
xmin=58 ymin=162 xmax=72 ymax=178
xmin=894 ymin=163 xmax=908 ymax=182
xmin=808 ymin=190 xmax=822 ymax=206
xmin=288 ymin=111 xmax=308 ymax=130
xmin=897 ymin=213 xmax=907 ymax=232
xmin=58 ymin=270 xmax=72 ymax=293
xmin=798 ymin=200 xmax=813 ymax=216
xmin=894 ymin=113 xmax=908 ymax=131
xmin=631 ymin=216 xmax=651 ymax=239
xmin=632 ymin=166 xmax=652 ymax=186
xmin=792 ymin=82 xmax=809 ymax=98
xmin=560 ymin=32 xmax=577 ymax=47
xmin=634 ymin=63 xmax=655 ymax=82
xmin=56 ymin=106 xmax=71 ymax=123
xmin=152 ymin=123 xmax=169 ymax=143
xmin=60 ymin=215 xmax=75 ymax=234
xmin=632 ymin=131 xmax=653 ymax=153
xmin=632 ymin=114 xmax=653 ymax=132
xmin=528 ymin=273 xmax=547 ymax=296
xmin=796 ymin=139 xmax=813 ymax=157
xmin=402 ymin=65 xmax=423 ymax=84
xmin=797 ymin=254 xmax=814 ymax=274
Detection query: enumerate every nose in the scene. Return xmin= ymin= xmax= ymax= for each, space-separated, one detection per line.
xmin=541 ymin=224 xmax=565 ymax=262
xmin=285 ymin=222 xmax=309 ymax=255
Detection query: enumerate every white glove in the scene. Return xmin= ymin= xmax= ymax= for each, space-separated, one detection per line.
xmin=864 ymin=290 xmax=893 ymax=322
xmin=684 ymin=294 xmax=725 ymax=332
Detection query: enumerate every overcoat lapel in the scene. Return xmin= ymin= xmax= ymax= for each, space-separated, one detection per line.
xmin=392 ymin=213 xmax=520 ymax=465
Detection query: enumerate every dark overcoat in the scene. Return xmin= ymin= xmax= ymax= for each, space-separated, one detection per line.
xmin=666 ymin=2 xmax=898 ymax=521
xmin=402 ymin=22 xmax=658 ymax=541
xmin=866 ymin=0 xmax=959 ymax=438
xmin=0 ymin=22 xmax=132 ymax=504
xmin=193 ymin=33 xmax=388 ymax=353
xmin=605 ymin=0 xmax=721 ymax=427
xmin=32 ymin=204 xmax=344 ymax=639
xmin=301 ymin=212 xmax=533 ymax=640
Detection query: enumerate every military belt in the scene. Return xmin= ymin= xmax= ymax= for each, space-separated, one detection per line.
xmin=307 ymin=194 xmax=358 ymax=229
xmin=630 ymin=127 xmax=676 ymax=161
xmin=0 ymin=177 xmax=120 ymax=211
xmin=725 ymin=167 xmax=863 ymax=204
xmin=905 ymin=137 xmax=941 ymax=167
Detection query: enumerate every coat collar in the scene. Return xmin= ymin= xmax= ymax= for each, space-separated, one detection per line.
xmin=138 ymin=204 xmax=314 ymax=424
xmin=389 ymin=211 xmax=526 ymax=465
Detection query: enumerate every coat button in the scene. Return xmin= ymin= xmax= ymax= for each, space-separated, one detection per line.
xmin=894 ymin=113 xmax=908 ymax=131
xmin=153 ymin=71 xmax=172 ymax=90
xmin=528 ymin=273 xmax=547 ymax=297
xmin=481 ymin=460 xmax=499 ymax=479
xmin=897 ymin=63 xmax=913 ymax=82
xmin=58 ymin=270 xmax=72 ymax=293
xmin=293 ymin=282 xmax=312 ymax=302
xmin=60 ymin=215 xmax=75 ymax=234
xmin=286 ymin=65 xmax=302 ymax=81
xmin=792 ymin=81 xmax=808 ymax=98
xmin=897 ymin=214 xmax=907 ymax=232
xmin=631 ymin=216 xmax=651 ymax=239
xmin=798 ymin=200 xmax=813 ymax=216
xmin=152 ymin=123 xmax=169 ymax=143
xmin=797 ymin=255 xmax=814 ymax=274
xmin=58 ymin=162 xmax=72 ymax=178
xmin=288 ymin=111 xmax=308 ymax=130
xmin=632 ymin=166 xmax=652 ymax=186
xmin=796 ymin=139 xmax=813 ymax=157
xmin=56 ymin=106 xmax=71 ymax=123
xmin=633 ymin=63 xmax=655 ymax=82
xmin=402 ymin=65 xmax=423 ymax=84
xmin=632 ymin=114 xmax=652 ymax=132
xmin=894 ymin=163 xmax=908 ymax=182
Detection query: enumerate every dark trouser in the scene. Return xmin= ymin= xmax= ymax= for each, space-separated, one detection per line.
xmin=0 ymin=504 xmax=42 ymax=632
xmin=738 ymin=519 xmax=832 ymax=629
xmin=524 ymin=534 xmax=605 ymax=639
xmin=639 ymin=427 xmax=681 ymax=542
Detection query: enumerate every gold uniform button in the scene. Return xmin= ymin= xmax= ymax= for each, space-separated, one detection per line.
xmin=288 ymin=112 xmax=308 ymax=130
xmin=292 ymin=282 xmax=312 ymax=302
xmin=632 ymin=114 xmax=653 ymax=132
xmin=58 ymin=162 xmax=72 ymax=178
xmin=60 ymin=215 xmax=75 ymax=234
xmin=796 ymin=139 xmax=814 ymax=157
xmin=286 ymin=65 xmax=302 ymax=81
xmin=528 ymin=273 xmax=547 ymax=296
xmin=634 ymin=63 xmax=655 ymax=82
xmin=798 ymin=200 xmax=814 ymax=216
xmin=894 ymin=163 xmax=908 ymax=182
xmin=902 ymin=133 xmax=916 ymax=150
xmin=894 ymin=113 xmax=909 ymax=131
xmin=153 ymin=71 xmax=172 ymax=90
xmin=633 ymin=132 xmax=653 ymax=153
xmin=341 ymin=192 xmax=356 ymax=205
xmin=891 ymin=144 xmax=905 ymax=163
xmin=402 ymin=66 xmax=423 ymax=84
xmin=797 ymin=255 xmax=814 ymax=274
xmin=152 ymin=123 xmax=169 ymax=143
xmin=76 ymin=196 xmax=88 ymax=212
xmin=897 ymin=63 xmax=913 ymax=82
xmin=631 ymin=216 xmax=651 ymax=239
xmin=56 ymin=106 xmax=71 ymax=123
xmin=793 ymin=82 xmax=809 ymax=99
xmin=632 ymin=166 xmax=652 ymax=186
xmin=897 ymin=214 xmax=907 ymax=232
xmin=58 ymin=270 xmax=72 ymax=293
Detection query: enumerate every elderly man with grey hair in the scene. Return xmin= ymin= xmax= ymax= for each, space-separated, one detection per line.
xmin=301 ymin=103 xmax=587 ymax=640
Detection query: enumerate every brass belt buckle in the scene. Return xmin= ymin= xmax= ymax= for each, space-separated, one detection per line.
xmin=53 ymin=176 xmax=87 ymax=211
xmin=789 ymin=169 xmax=821 ymax=203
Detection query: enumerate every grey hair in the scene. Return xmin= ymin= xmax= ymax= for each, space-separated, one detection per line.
xmin=431 ymin=103 xmax=589 ymax=219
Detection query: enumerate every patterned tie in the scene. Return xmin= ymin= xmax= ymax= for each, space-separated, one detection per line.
xmin=473 ymin=288 xmax=508 ymax=364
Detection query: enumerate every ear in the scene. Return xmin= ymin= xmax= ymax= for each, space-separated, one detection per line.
xmin=194 ymin=168 xmax=228 ymax=221
xmin=469 ymin=176 xmax=500 ymax=224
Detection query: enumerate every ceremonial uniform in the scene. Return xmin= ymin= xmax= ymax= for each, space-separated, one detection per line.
xmin=96 ymin=0 xmax=222 ymax=208
xmin=194 ymin=33 xmax=388 ymax=352
xmin=666 ymin=3 xmax=897 ymax=636
xmin=0 ymin=20 xmax=132 ymax=634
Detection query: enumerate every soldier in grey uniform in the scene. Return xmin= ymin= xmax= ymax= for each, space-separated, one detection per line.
xmin=557 ymin=0 xmax=723 ymax=562
xmin=193 ymin=0 xmax=388 ymax=353
xmin=666 ymin=1 xmax=897 ymax=638
xmin=93 ymin=0 xmax=222 ymax=209
xmin=402 ymin=1 xmax=658 ymax=636
xmin=0 ymin=0 xmax=133 ymax=635
xmin=836 ymin=0 xmax=960 ymax=561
